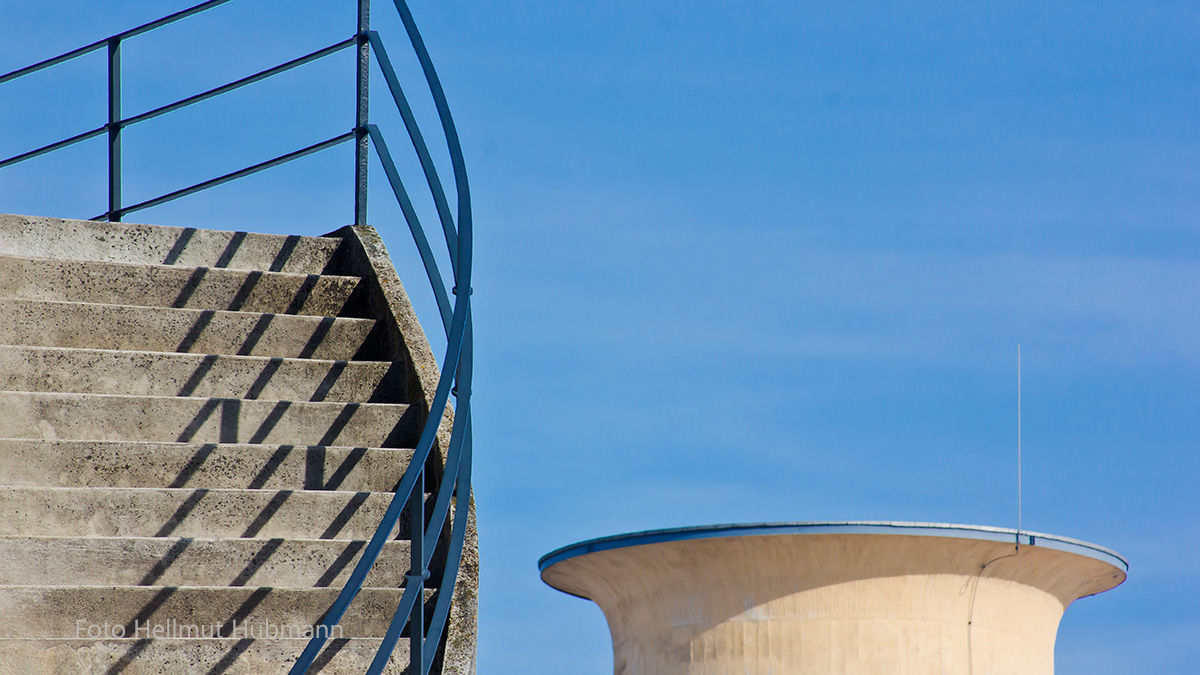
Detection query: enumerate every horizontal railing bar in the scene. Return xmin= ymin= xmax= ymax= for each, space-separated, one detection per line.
xmin=369 ymin=344 xmax=472 ymax=675
xmin=121 ymin=36 xmax=356 ymax=130
xmin=0 ymin=125 xmax=106 ymax=169
xmin=367 ymin=579 xmax=428 ymax=675
xmin=0 ymin=0 xmax=236 ymax=84
xmin=367 ymin=124 xmax=454 ymax=331
xmin=96 ymin=131 xmax=354 ymax=221
xmin=393 ymin=0 xmax=472 ymax=282
xmin=369 ymin=9 xmax=475 ymax=672
xmin=294 ymin=220 xmax=471 ymax=671
xmin=289 ymin=295 xmax=469 ymax=674
xmin=422 ymin=434 xmax=462 ymax=564
xmin=423 ymin=376 xmax=471 ymax=562
xmin=2 ymin=38 xmax=353 ymax=175
xmin=368 ymin=31 xmax=458 ymax=273
xmin=416 ymin=318 xmax=472 ymax=671
xmin=368 ymin=568 xmax=426 ymax=675
xmin=3 ymin=6 xmax=477 ymax=674
xmin=423 ymin=416 xmax=472 ymax=673
xmin=4 ymin=5 xmax=477 ymax=674
xmin=111 ymin=0 xmax=239 ymax=43
xmin=0 ymin=40 xmax=106 ymax=85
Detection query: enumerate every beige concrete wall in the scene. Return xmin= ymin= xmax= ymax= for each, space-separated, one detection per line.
xmin=542 ymin=533 xmax=1124 ymax=675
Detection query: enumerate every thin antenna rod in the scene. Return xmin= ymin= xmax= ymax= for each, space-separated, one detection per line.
xmin=1017 ymin=344 xmax=1022 ymax=547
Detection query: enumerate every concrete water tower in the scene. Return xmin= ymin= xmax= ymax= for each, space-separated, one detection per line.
xmin=540 ymin=522 xmax=1125 ymax=675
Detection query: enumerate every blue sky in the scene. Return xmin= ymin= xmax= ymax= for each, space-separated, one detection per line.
xmin=2 ymin=1 xmax=1198 ymax=673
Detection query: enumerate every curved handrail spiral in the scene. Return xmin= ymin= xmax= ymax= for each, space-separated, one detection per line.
xmin=0 ymin=2 xmax=474 ymax=673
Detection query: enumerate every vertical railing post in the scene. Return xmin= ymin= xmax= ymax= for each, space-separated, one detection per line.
xmin=354 ymin=0 xmax=370 ymax=226
xmin=409 ymin=469 xmax=426 ymax=674
xmin=107 ymin=37 xmax=122 ymax=222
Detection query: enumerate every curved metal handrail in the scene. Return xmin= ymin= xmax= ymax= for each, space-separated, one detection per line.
xmin=0 ymin=2 xmax=474 ymax=674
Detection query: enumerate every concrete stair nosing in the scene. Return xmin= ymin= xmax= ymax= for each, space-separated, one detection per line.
xmin=0 ymin=298 xmax=377 ymax=360
xmin=0 ymin=391 xmax=419 ymax=447
xmin=0 ymin=439 xmax=417 ymax=491
xmin=0 ymin=214 xmax=345 ymax=274
xmin=0 ymin=585 xmax=438 ymax=639
xmin=0 ymin=535 xmax=416 ymax=588
xmin=0 ymin=345 xmax=400 ymax=402
xmin=0 ymin=252 xmax=365 ymax=317
xmin=0 ymin=486 xmax=436 ymax=540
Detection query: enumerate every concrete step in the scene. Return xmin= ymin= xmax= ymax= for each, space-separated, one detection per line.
xmin=0 ymin=586 xmax=434 ymax=639
xmin=0 ymin=254 xmax=362 ymax=317
xmin=0 ymin=637 xmax=411 ymax=675
xmin=0 ymin=440 xmax=414 ymax=491
xmin=0 ymin=213 xmax=344 ymax=274
xmin=0 ymin=299 xmax=375 ymax=360
xmin=0 ymin=392 xmax=418 ymax=447
xmin=0 ymin=487 xmax=418 ymax=540
xmin=0 ymin=537 xmax=411 ymax=588
xmin=0 ymin=346 xmax=397 ymax=402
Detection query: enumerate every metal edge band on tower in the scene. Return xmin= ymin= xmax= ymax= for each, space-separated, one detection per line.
xmin=538 ymin=521 xmax=1129 ymax=573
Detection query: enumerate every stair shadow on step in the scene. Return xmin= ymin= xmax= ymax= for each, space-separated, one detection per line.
xmin=163 ymin=443 xmax=378 ymax=492
xmin=164 ymin=398 xmax=413 ymax=448
xmin=173 ymin=269 xmax=326 ymax=315
xmin=106 ymin=588 xmax=270 ymax=675
xmin=102 ymin=531 xmax=393 ymax=674
xmin=103 ymin=637 xmax=354 ymax=675
xmin=164 ymin=228 xmax=346 ymax=309
xmin=97 ymin=407 xmax=411 ymax=671
xmin=166 ymin=231 xmax=352 ymax=361
xmin=162 ymin=230 xmax=307 ymax=275
xmin=96 ymin=229 xmax=411 ymax=673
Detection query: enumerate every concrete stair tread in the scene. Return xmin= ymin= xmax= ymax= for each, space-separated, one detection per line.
xmin=0 ymin=585 xmax=436 ymax=639
xmin=0 ymin=439 xmax=416 ymax=491
xmin=0 ymin=487 xmax=432 ymax=540
xmin=0 ymin=345 xmax=398 ymax=402
xmin=0 ymin=535 xmax=415 ymax=588
xmin=0 ymin=638 xmax=412 ymax=675
xmin=0 ymin=253 xmax=364 ymax=317
xmin=0 ymin=215 xmax=455 ymax=672
xmin=0 ymin=298 xmax=376 ymax=359
xmin=0 ymin=391 xmax=418 ymax=447
xmin=0 ymin=214 xmax=344 ymax=274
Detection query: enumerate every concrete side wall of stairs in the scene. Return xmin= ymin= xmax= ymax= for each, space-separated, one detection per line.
xmin=0 ymin=213 xmax=477 ymax=675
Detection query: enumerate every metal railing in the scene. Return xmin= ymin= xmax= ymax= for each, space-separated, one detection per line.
xmin=0 ymin=2 xmax=473 ymax=674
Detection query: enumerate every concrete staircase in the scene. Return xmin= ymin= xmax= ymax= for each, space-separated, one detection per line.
xmin=0 ymin=213 xmax=476 ymax=675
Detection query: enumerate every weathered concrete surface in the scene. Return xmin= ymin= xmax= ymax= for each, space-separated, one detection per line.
xmin=0 ymin=586 xmax=433 ymax=638
xmin=326 ymin=227 xmax=443 ymax=436
xmin=0 ymin=440 xmax=415 ymax=490
xmin=0 ymin=254 xmax=361 ymax=316
xmin=0 ymin=214 xmax=343 ymax=273
xmin=443 ymin=499 xmax=480 ymax=675
xmin=0 ymin=487 xmax=417 ymax=540
xmin=0 ymin=537 xmax=410 ymax=587
xmin=332 ymin=225 xmax=479 ymax=675
xmin=542 ymin=530 xmax=1126 ymax=675
xmin=0 ymin=299 xmax=375 ymax=359
xmin=0 ymin=638 xmax=411 ymax=675
xmin=0 ymin=391 xmax=418 ymax=446
xmin=0 ymin=214 xmax=472 ymax=673
xmin=0 ymin=346 xmax=396 ymax=401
